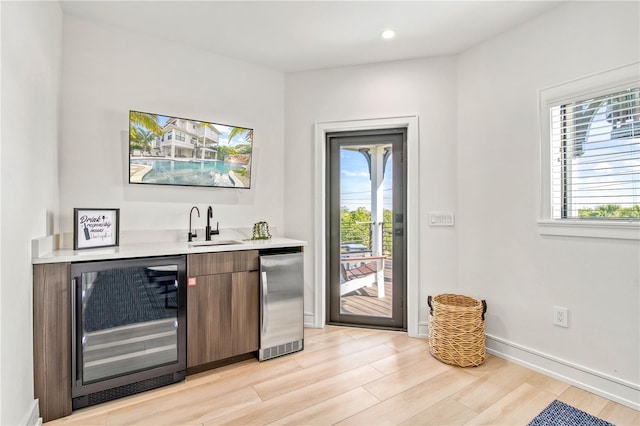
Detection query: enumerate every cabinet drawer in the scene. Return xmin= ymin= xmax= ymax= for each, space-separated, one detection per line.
xmin=187 ymin=250 xmax=259 ymax=276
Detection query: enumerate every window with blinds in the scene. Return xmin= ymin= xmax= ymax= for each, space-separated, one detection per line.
xmin=550 ymin=86 xmax=640 ymax=220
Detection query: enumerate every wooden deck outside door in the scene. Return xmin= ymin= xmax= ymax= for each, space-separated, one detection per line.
xmin=326 ymin=129 xmax=407 ymax=330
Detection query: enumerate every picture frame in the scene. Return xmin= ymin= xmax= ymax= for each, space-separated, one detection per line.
xmin=73 ymin=208 xmax=120 ymax=250
xmin=128 ymin=110 xmax=253 ymax=189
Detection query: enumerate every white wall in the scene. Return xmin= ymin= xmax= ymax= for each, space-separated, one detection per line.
xmin=0 ymin=1 xmax=62 ymax=424
xmin=59 ymin=16 xmax=285 ymax=238
xmin=457 ymin=1 xmax=639 ymax=407
xmin=284 ymin=57 xmax=459 ymax=330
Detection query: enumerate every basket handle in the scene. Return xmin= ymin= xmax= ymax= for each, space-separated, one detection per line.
xmin=428 ymin=295 xmax=487 ymax=319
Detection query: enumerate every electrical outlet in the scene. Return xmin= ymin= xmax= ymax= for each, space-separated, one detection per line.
xmin=553 ymin=306 xmax=568 ymax=327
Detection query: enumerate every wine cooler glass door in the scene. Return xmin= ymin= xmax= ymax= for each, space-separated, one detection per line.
xmin=78 ymin=263 xmax=180 ymax=384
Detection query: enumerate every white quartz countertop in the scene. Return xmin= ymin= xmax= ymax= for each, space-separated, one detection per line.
xmin=32 ymin=237 xmax=307 ymax=264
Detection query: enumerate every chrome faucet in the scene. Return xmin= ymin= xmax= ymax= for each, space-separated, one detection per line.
xmin=188 ymin=206 xmax=200 ymax=242
xmin=205 ymin=205 xmax=220 ymax=240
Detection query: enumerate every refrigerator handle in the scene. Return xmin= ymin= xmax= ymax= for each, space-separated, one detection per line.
xmin=261 ymin=271 xmax=268 ymax=336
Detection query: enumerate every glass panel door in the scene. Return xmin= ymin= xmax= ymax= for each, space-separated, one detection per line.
xmin=327 ymin=129 xmax=406 ymax=329
xmin=76 ymin=261 xmax=180 ymax=384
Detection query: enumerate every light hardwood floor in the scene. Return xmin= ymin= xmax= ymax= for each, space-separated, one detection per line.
xmin=47 ymin=326 xmax=639 ymax=425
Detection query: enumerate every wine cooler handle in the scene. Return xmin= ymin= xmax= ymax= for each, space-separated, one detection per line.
xmin=71 ymin=277 xmax=80 ymax=382
xmin=261 ymin=271 xmax=268 ymax=336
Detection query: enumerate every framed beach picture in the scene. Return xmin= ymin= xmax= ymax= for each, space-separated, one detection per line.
xmin=73 ymin=208 xmax=120 ymax=250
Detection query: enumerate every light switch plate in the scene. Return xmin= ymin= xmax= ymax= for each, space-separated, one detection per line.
xmin=429 ymin=212 xmax=455 ymax=227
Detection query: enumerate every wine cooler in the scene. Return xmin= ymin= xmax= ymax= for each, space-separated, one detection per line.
xmin=70 ymin=255 xmax=187 ymax=410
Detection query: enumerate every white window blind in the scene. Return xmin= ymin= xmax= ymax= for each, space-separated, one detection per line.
xmin=550 ymin=86 xmax=640 ymax=220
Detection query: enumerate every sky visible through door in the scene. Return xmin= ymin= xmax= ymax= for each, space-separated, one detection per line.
xmin=340 ymin=149 xmax=393 ymax=211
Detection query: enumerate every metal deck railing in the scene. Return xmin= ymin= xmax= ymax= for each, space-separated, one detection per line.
xmin=340 ymin=221 xmax=393 ymax=258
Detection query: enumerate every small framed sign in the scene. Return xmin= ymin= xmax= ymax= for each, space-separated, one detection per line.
xmin=73 ymin=208 xmax=120 ymax=250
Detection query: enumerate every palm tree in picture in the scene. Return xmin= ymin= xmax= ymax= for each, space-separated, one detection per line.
xmin=130 ymin=127 xmax=157 ymax=155
xmin=130 ymin=111 xmax=162 ymax=137
xmin=227 ymin=127 xmax=253 ymax=145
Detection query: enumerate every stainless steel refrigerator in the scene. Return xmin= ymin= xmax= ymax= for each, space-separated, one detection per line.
xmin=259 ymin=250 xmax=304 ymax=361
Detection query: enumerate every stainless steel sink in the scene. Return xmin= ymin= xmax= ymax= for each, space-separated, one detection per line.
xmin=189 ymin=240 xmax=242 ymax=247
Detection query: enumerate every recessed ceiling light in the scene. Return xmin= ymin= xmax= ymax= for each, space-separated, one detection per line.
xmin=381 ymin=29 xmax=395 ymax=40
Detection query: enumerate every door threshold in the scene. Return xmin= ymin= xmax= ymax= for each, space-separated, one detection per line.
xmin=327 ymin=322 xmax=406 ymax=332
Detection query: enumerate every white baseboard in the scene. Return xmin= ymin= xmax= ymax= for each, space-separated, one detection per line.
xmin=417 ymin=321 xmax=428 ymax=337
xmin=417 ymin=323 xmax=639 ymax=410
xmin=304 ymin=313 xmax=321 ymax=328
xmin=486 ymin=334 xmax=640 ymax=411
xmin=21 ymin=399 xmax=41 ymax=426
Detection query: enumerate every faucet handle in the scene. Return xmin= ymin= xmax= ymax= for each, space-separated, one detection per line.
xmin=188 ymin=230 xmax=198 ymax=242
xmin=211 ymin=222 xmax=220 ymax=236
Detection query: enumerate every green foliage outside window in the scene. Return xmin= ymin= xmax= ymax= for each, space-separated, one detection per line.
xmin=340 ymin=207 xmax=393 ymax=256
xmin=578 ymin=204 xmax=640 ymax=219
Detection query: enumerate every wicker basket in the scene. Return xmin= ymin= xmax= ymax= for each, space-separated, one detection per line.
xmin=427 ymin=294 xmax=487 ymax=367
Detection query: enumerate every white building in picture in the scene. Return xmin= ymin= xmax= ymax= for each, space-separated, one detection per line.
xmin=160 ymin=117 xmax=221 ymax=159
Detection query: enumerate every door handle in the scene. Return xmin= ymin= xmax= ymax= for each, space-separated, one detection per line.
xmin=394 ymin=228 xmax=404 ymax=236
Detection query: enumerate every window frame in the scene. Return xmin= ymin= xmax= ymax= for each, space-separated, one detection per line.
xmin=538 ymin=63 xmax=640 ymax=240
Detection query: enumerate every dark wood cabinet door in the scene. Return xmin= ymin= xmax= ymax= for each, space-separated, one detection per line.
xmin=231 ymin=271 xmax=260 ymax=355
xmin=187 ymin=274 xmax=232 ymax=367
xmin=186 ymin=250 xmax=260 ymax=368
xmin=33 ymin=263 xmax=72 ymax=422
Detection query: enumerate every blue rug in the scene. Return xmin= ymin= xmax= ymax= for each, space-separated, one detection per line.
xmin=528 ymin=400 xmax=614 ymax=426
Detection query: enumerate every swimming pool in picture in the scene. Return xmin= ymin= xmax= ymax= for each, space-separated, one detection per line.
xmin=130 ymin=159 xmax=244 ymax=188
